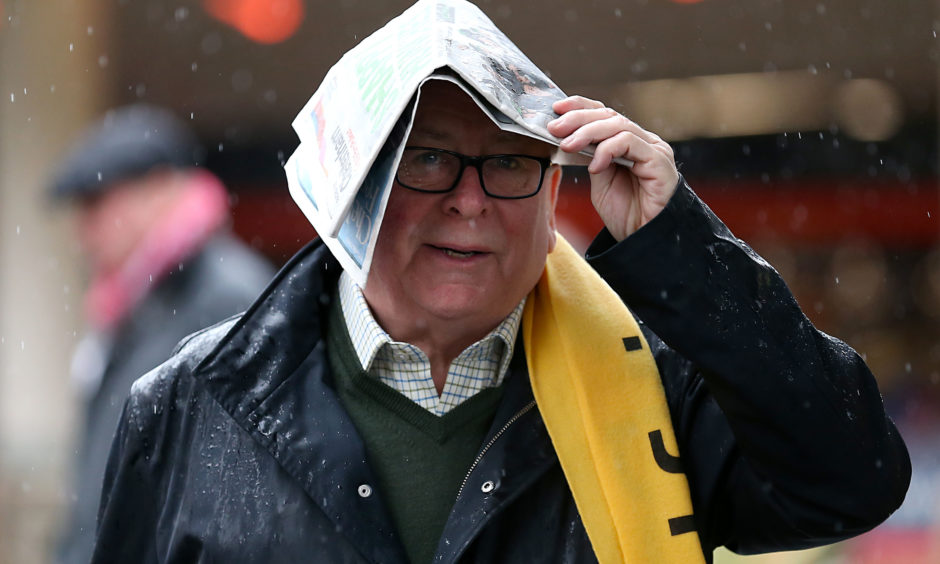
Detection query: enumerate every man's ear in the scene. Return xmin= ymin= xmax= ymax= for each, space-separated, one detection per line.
xmin=546 ymin=164 xmax=562 ymax=252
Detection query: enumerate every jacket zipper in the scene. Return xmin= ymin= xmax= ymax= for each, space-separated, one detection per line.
xmin=456 ymin=399 xmax=537 ymax=499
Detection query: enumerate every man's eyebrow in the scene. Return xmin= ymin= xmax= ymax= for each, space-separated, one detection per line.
xmin=409 ymin=126 xmax=453 ymax=143
xmin=410 ymin=124 xmax=546 ymax=152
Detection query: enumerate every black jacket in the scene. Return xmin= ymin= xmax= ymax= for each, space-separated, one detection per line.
xmin=92 ymin=181 xmax=910 ymax=563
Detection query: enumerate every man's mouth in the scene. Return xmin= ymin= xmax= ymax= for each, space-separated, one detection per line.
xmin=434 ymin=245 xmax=481 ymax=259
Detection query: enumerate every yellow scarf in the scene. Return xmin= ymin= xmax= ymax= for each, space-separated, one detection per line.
xmin=522 ymin=235 xmax=705 ymax=564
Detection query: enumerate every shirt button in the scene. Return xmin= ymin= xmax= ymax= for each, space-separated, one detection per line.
xmin=358 ymin=484 xmax=373 ymax=498
xmin=481 ymin=480 xmax=496 ymax=493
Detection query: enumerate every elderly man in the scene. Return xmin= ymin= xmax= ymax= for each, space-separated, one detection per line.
xmin=92 ymin=80 xmax=909 ymax=564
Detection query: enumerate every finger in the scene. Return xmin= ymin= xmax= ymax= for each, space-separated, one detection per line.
xmin=590 ymin=131 xmax=675 ymax=177
xmin=551 ymin=95 xmax=605 ymax=115
xmin=548 ymin=106 xmax=620 ymax=137
xmin=557 ymin=112 xmax=660 ymax=153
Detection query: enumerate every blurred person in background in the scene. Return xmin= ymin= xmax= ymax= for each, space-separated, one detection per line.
xmin=49 ymin=104 xmax=275 ymax=564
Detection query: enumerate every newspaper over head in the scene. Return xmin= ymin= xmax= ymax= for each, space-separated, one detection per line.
xmin=285 ymin=0 xmax=631 ymax=287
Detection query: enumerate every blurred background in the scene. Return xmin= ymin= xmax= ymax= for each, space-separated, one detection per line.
xmin=0 ymin=0 xmax=937 ymax=562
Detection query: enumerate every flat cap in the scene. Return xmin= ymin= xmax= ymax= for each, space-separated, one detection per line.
xmin=50 ymin=104 xmax=202 ymax=201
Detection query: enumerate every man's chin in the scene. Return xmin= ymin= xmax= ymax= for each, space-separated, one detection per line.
xmin=419 ymin=285 xmax=517 ymax=324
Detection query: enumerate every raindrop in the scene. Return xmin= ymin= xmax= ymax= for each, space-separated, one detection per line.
xmin=614 ymin=8 xmax=622 ymax=17
xmin=218 ymin=142 xmax=224 ymax=152
xmin=201 ymin=32 xmax=223 ymax=55
xmin=174 ymin=7 xmax=189 ymax=22
xmin=232 ymin=69 xmax=254 ymax=92
xmin=87 ymin=26 xmax=94 ymax=35
xmin=98 ymin=55 xmax=109 ymax=68
xmin=191 ymin=62 xmax=199 ymax=72
xmin=15 ymin=225 xmax=20 ymax=235
xmin=9 ymin=93 xmax=13 ymax=103
xmin=97 ymin=171 xmax=102 ymax=181
xmin=69 ymin=43 xmax=74 ymax=52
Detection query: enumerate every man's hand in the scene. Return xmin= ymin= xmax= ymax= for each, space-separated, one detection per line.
xmin=548 ymin=96 xmax=679 ymax=241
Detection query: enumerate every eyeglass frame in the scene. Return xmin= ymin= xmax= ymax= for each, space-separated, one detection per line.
xmin=395 ymin=146 xmax=554 ymax=200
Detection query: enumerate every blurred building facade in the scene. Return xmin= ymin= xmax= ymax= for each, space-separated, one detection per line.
xmin=1 ymin=1 xmax=937 ymax=562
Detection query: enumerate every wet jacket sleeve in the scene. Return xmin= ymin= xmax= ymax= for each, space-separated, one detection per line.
xmin=586 ymin=177 xmax=911 ymax=555
xmin=91 ymin=393 xmax=161 ymax=564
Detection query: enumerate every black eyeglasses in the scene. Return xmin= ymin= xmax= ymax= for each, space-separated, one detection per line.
xmin=396 ymin=146 xmax=552 ymax=199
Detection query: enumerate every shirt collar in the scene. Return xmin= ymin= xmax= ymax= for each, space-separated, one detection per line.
xmin=337 ymin=270 xmax=524 ymax=381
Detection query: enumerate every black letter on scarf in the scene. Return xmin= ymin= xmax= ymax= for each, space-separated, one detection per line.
xmin=668 ymin=515 xmax=697 ymax=536
xmin=622 ymin=336 xmax=643 ymax=351
xmin=649 ymin=430 xmax=696 ymax=536
xmin=649 ymin=429 xmax=683 ymax=473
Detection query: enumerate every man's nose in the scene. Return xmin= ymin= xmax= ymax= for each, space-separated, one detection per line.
xmin=443 ymin=165 xmax=488 ymax=217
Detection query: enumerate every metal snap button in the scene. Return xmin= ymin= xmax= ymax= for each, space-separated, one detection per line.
xmin=357 ymin=484 xmax=373 ymax=498
xmin=481 ymin=480 xmax=496 ymax=493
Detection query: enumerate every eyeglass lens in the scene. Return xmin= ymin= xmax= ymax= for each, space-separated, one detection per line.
xmin=397 ymin=148 xmax=544 ymax=198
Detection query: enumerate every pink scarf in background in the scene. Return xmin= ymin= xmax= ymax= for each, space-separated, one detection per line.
xmin=83 ymin=170 xmax=230 ymax=331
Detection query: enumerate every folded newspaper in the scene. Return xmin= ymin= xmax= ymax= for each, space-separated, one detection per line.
xmin=285 ymin=0 xmax=624 ymax=286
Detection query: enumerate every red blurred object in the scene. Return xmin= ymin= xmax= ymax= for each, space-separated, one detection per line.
xmin=846 ymin=529 xmax=940 ymax=564
xmin=204 ymin=0 xmax=304 ymax=44
xmin=694 ymin=179 xmax=940 ymax=247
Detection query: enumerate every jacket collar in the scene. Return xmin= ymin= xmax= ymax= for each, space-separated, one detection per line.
xmin=193 ymin=239 xmax=409 ymax=563
xmin=195 ymin=238 xmax=337 ymax=420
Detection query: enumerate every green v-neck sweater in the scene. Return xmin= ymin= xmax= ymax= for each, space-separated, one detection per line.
xmin=326 ymin=296 xmax=505 ymax=564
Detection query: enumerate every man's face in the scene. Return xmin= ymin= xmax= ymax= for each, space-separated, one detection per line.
xmin=74 ymin=170 xmax=184 ymax=274
xmin=363 ymin=80 xmax=560 ymax=337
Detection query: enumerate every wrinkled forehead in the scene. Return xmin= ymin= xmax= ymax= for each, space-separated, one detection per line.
xmin=409 ymin=81 xmax=552 ymax=157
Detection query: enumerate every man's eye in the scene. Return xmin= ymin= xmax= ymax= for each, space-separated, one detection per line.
xmin=492 ymin=156 xmax=522 ymax=170
xmin=416 ymin=151 xmax=443 ymax=166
